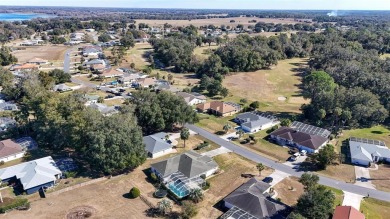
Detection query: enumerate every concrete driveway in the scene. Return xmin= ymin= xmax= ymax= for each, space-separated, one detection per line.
xmin=202 ymin=147 xmax=232 ymax=157
xmin=268 ymin=170 xmax=291 ymax=187
xmin=355 ymin=166 xmax=376 ymax=189
xmin=342 ymin=191 xmax=364 ymax=210
xmin=283 ymin=155 xmax=307 ymax=167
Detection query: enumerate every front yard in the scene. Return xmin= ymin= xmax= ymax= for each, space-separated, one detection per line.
xmin=370 ymin=164 xmax=390 ymax=192
xmin=196 ymin=114 xmax=237 ymax=135
xmin=361 ymin=198 xmax=390 ymax=219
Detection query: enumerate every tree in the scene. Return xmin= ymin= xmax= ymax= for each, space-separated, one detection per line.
xmin=48 ymin=69 xmax=71 ymax=84
xmin=167 ymin=74 xmax=173 ymax=82
xmin=311 ymin=144 xmax=337 ymax=170
xmin=288 ymin=212 xmax=307 ymax=219
xmin=120 ymin=33 xmax=135 ymax=49
xmin=129 ymin=187 xmax=140 ymax=198
xmin=303 ymin=71 xmax=336 ymax=100
xmin=83 ymin=34 xmax=94 ymax=43
xmin=130 ymin=63 xmax=135 ymax=69
xmin=223 ymin=123 xmax=231 ymax=134
xmin=299 ymin=173 xmax=319 ymax=191
xmin=98 ymin=34 xmax=111 ymax=42
xmin=249 ymin=101 xmax=260 ymax=109
xmin=157 ymin=199 xmax=172 ymax=215
xmin=240 ymin=98 xmax=248 ymax=104
xmin=295 ymin=185 xmax=335 ymax=219
xmin=236 ymin=129 xmax=245 ymax=139
xmin=280 ymin=119 xmax=292 ymax=127
xmin=181 ymin=200 xmax=198 ymax=219
xmin=180 ymin=128 xmax=190 ymax=148
xmin=0 ymin=46 xmax=17 ymax=66
xmin=220 ymin=87 xmax=229 ymax=98
xmin=189 ymin=188 xmax=204 ymax=203
xmin=256 ymin=163 xmax=265 ymax=176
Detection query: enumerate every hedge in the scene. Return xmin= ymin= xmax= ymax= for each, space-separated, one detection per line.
xmin=0 ymin=198 xmax=29 ymax=213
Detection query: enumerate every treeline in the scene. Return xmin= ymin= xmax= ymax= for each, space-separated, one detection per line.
xmin=0 ymin=68 xmax=197 ymax=174
xmin=0 ymin=46 xmax=17 ymax=66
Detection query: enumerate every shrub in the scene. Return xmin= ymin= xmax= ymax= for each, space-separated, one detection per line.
xmin=249 ymin=135 xmax=255 ymax=140
xmin=150 ymin=173 xmax=158 ymax=183
xmin=0 ymin=161 xmax=4 ymax=166
xmin=0 ymin=198 xmax=29 ymax=213
xmin=129 ymin=187 xmax=141 ymax=198
xmin=181 ymin=201 xmax=198 ymax=219
xmin=202 ymin=180 xmax=210 ymax=190
xmin=64 ymin=171 xmax=77 ymax=178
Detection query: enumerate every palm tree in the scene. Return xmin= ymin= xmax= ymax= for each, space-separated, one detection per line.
xmin=180 ymin=128 xmax=190 ymax=148
xmin=189 ymin=188 xmax=204 ymax=203
xmin=157 ymin=199 xmax=172 ymax=215
xmin=236 ymin=129 xmax=245 ymax=139
xmin=223 ymin=123 xmax=231 ymax=134
xmin=256 ymin=163 xmax=265 ymax=176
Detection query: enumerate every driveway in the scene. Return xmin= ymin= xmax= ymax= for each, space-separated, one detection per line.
xmin=342 ymin=191 xmax=364 ymax=210
xmin=220 ymin=132 xmax=238 ymax=141
xmin=63 ymin=48 xmax=73 ymax=73
xmin=202 ymin=147 xmax=232 ymax=157
xmin=185 ymin=124 xmax=390 ymax=202
xmin=268 ymin=170 xmax=291 ymax=187
xmin=355 ymin=166 xmax=376 ymax=189
xmin=283 ymin=155 xmax=307 ymax=168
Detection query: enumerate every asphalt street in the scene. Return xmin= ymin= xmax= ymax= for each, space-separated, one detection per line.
xmin=185 ymin=124 xmax=390 ymax=202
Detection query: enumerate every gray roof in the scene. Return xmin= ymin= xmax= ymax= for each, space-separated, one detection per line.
xmin=53 ymin=84 xmax=71 ymax=92
xmin=0 ymin=102 xmax=18 ymax=111
xmin=84 ymin=94 xmax=100 ymax=101
xmin=176 ymin=92 xmax=207 ymax=104
xmin=350 ymin=137 xmax=390 ymax=163
xmin=151 ymin=150 xmax=218 ymax=178
xmin=0 ymin=156 xmax=61 ymax=190
xmin=237 ymin=112 xmax=278 ymax=129
xmin=89 ymin=103 xmax=118 ymax=115
xmin=223 ymin=178 xmax=287 ymax=219
xmin=85 ymin=59 xmax=105 ymax=65
xmin=143 ymin=132 xmax=172 ymax=154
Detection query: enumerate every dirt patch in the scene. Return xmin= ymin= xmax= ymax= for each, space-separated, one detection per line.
xmin=273 ymin=177 xmax=304 ymax=206
xmin=370 ymin=165 xmax=390 ymax=192
xmin=12 ymin=45 xmax=69 ymax=62
xmin=66 ymin=206 xmax=97 ymax=219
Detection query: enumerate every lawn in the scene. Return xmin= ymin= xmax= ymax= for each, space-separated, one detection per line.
xmin=361 ymin=198 xmax=390 ymax=219
xmin=196 ymin=153 xmax=273 ymax=219
xmin=176 ymin=134 xmax=220 ymax=153
xmin=273 ymin=177 xmax=304 ymax=206
xmin=196 ymin=114 xmax=237 ymax=135
xmin=317 ymin=163 xmax=356 ymax=183
xmin=222 ymin=58 xmax=309 ymax=114
xmin=104 ymin=98 xmax=124 ymax=106
xmin=0 ymin=158 xmax=24 ymax=168
xmin=193 ymin=45 xmax=219 ymax=60
xmin=370 ymin=164 xmax=390 ymax=192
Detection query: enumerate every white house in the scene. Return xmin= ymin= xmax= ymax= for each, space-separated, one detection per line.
xmin=350 ymin=137 xmax=390 ymax=166
xmin=235 ymin=112 xmax=279 ymax=133
xmin=143 ymin=132 xmax=174 ymax=158
xmin=175 ymin=92 xmax=207 ymax=106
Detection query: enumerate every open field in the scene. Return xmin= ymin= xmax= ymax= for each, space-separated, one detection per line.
xmin=222 ymin=58 xmax=309 ymax=113
xmin=361 ymin=198 xmax=390 ymax=219
xmin=136 ymin=17 xmax=307 ymax=28
xmin=196 ymin=152 xmax=273 ymax=219
xmin=193 ymin=45 xmax=219 ymax=60
xmin=370 ymin=164 xmax=390 ymax=192
xmin=318 ymin=163 xmax=356 ymax=183
xmin=12 ymin=45 xmax=69 ymax=62
xmin=273 ymin=177 xmax=304 ymax=206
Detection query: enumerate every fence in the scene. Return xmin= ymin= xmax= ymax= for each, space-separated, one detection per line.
xmin=46 ymin=177 xmax=106 ymax=197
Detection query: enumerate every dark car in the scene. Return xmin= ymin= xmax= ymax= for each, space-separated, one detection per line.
xmin=262 ymin=177 xmax=273 ymax=183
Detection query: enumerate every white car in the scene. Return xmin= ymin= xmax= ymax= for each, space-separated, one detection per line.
xmin=300 ymin=150 xmax=307 ymax=156
xmin=293 ymin=152 xmax=300 ymax=157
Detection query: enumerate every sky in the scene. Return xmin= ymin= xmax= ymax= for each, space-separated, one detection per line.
xmin=0 ymin=0 xmax=389 ymax=10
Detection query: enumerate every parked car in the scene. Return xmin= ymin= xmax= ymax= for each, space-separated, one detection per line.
xmin=241 ymin=173 xmax=255 ymax=178
xmin=262 ymin=177 xmax=273 ymax=183
xmin=293 ymin=152 xmax=300 ymax=157
xmin=300 ymin=150 xmax=307 ymax=156
xmin=289 ymin=156 xmax=297 ymax=161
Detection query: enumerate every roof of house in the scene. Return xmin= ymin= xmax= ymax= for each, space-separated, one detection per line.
xmin=0 ymin=156 xmax=61 ymax=190
xmin=0 ymin=117 xmax=16 ymax=126
xmin=137 ymin=77 xmax=157 ymax=87
xmin=223 ymin=178 xmax=287 ymax=219
xmin=332 ymin=206 xmax=365 ymax=219
xmin=270 ymin=127 xmax=328 ymax=150
xmin=89 ymin=103 xmax=117 ymax=115
xmin=84 ymin=94 xmax=100 ymax=101
xmin=27 ymin=58 xmax=48 ymax=63
xmin=83 ymin=46 xmax=102 ymax=54
xmin=0 ymin=102 xmax=18 ymax=111
xmin=197 ymin=101 xmax=240 ymax=114
xmin=85 ymin=59 xmax=105 ymax=66
xmin=53 ymin=84 xmax=71 ymax=92
xmin=119 ymin=74 xmax=142 ymax=82
xmin=349 ymin=137 xmax=390 ymax=163
xmin=13 ymin=63 xmax=38 ymax=70
xmin=176 ymin=92 xmax=207 ymax=104
xmin=237 ymin=112 xmax=277 ymax=129
xmin=143 ymin=132 xmax=172 ymax=154
xmin=92 ymin=64 xmax=106 ymax=70
xmin=151 ymin=150 xmax=218 ymax=178
xmin=101 ymin=69 xmax=124 ymax=77
xmin=0 ymin=139 xmax=24 ymax=158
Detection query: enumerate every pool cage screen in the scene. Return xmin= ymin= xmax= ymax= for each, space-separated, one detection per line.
xmin=166 ymin=171 xmax=205 ymax=198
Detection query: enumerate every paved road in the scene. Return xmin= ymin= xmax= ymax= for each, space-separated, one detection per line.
xmin=185 ymin=124 xmax=390 ymax=202
xmin=63 ymin=48 xmax=72 ymax=73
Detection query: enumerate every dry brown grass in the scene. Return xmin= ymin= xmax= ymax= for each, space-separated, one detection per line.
xmin=176 ymin=134 xmax=220 ymax=153
xmin=370 ymin=165 xmax=390 ymax=192
xmin=273 ymin=177 xmax=304 ymax=206
xmin=196 ymin=153 xmax=273 ymax=219
xmin=222 ymin=58 xmax=309 ymax=113
xmin=12 ymin=45 xmax=69 ymax=62
xmin=136 ymin=17 xmax=305 ymax=28
xmin=317 ymin=163 xmax=356 ymax=183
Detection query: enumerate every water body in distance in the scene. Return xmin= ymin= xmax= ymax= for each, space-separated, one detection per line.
xmin=0 ymin=13 xmax=54 ymax=21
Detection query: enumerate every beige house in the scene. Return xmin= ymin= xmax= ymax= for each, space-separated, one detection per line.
xmin=196 ymin=101 xmax=241 ymax=117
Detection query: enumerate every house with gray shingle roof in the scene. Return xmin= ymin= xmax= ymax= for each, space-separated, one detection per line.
xmin=143 ymin=132 xmax=173 ymax=158
xmin=176 ymin=92 xmax=207 ymax=106
xmin=349 ymin=137 xmax=390 ymax=166
xmin=221 ymin=178 xmax=289 ymax=219
xmin=0 ymin=156 xmax=62 ymax=194
xmin=235 ymin=112 xmax=279 ymax=133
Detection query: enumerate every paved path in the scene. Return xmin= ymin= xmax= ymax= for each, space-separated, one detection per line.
xmin=63 ymin=48 xmax=72 ymax=73
xmin=342 ymin=191 xmax=364 ymax=210
xmin=268 ymin=170 xmax=291 ymax=187
xmin=202 ymin=147 xmax=232 ymax=157
xmin=355 ymin=166 xmax=376 ymax=189
xmin=185 ymin=124 xmax=390 ymax=202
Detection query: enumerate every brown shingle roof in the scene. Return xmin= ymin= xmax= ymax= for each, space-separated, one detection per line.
xmin=0 ymin=139 xmax=23 ymax=158
xmin=270 ymin=127 xmax=328 ymax=150
xmin=196 ymin=101 xmax=238 ymax=114
xmin=13 ymin=63 xmax=38 ymax=70
xmin=332 ymin=206 xmax=365 ymax=219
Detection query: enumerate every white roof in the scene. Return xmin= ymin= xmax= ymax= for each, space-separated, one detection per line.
xmin=350 ymin=137 xmax=390 ymax=163
xmin=0 ymin=156 xmax=61 ymax=190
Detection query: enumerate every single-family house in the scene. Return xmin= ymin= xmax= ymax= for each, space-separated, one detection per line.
xmin=10 ymin=63 xmax=39 ymax=72
xmin=89 ymin=103 xmax=118 ymax=116
xmin=332 ymin=206 xmax=365 ymax=219
xmin=0 ymin=156 xmax=62 ymax=194
xmin=221 ymin=178 xmax=289 ymax=219
xmin=0 ymin=139 xmax=25 ymax=163
xmin=82 ymin=46 xmax=102 ymax=57
xmin=349 ymin=137 xmax=390 ymax=166
xmin=84 ymin=59 xmax=106 ymax=67
xmin=151 ymin=150 xmax=218 ymax=198
xmin=0 ymin=117 xmax=16 ymax=132
xmin=118 ymin=73 xmax=143 ymax=85
xmin=53 ymin=84 xmax=72 ymax=92
xmin=84 ymin=94 xmax=100 ymax=105
xmin=27 ymin=58 xmax=48 ymax=65
xmin=154 ymin=80 xmax=180 ymax=92
xmin=235 ymin=112 xmax=280 ymax=133
xmin=0 ymin=102 xmax=18 ymax=111
xmin=269 ymin=127 xmax=328 ymax=153
xmin=176 ymin=92 xmax=207 ymax=106
xmin=143 ymin=132 xmax=173 ymax=158
xmin=101 ymin=68 xmax=124 ymax=78
xmin=135 ymin=77 xmax=157 ymax=88
xmin=196 ymin=101 xmax=241 ymax=117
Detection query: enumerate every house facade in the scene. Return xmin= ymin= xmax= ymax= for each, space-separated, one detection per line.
xmin=143 ymin=132 xmax=173 ymax=158
xmin=349 ymin=137 xmax=390 ymax=166
xmin=0 ymin=139 xmax=25 ymax=163
xmin=196 ymin=101 xmax=241 ymax=117
xmin=235 ymin=112 xmax=279 ymax=133
xmin=176 ymin=92 xmax=207 ymax=106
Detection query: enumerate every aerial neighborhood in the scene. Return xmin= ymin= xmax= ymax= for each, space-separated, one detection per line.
xmin=0 ymin=3 xmax=389 ymax=219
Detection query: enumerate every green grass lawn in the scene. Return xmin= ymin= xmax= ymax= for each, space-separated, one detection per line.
xmin=196 ymin=113 xmax=237 ymax=134
xmin=193 ymin=45 xmax=219 ymax=60
xmin=324 ymin=186 xmax=344 ymax=208
xmin=361 ymin=198 xmax=390 ymax=219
